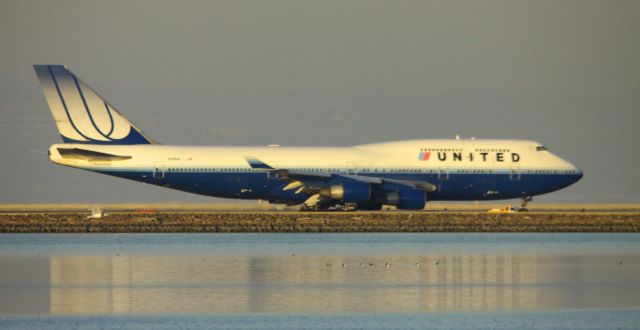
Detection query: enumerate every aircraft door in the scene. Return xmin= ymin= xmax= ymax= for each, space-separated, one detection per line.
xmin=153 ymin=163 xmax=165 ymax=179
xmin=438 ymin=167 xmax=449 ymax=181
xmin=346 ymin=161 xmax=357 ymax=175
xmin=267 ymin=162 xmax=279 ymax=179
xmin=510 ymin=166 xmax=521 ymax=181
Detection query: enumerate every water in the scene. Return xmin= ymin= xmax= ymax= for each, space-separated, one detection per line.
xmin=1 ymin=233 xmax=639 ymax=329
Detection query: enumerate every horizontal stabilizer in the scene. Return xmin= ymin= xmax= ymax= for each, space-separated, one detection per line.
xmin=56 ymin=148 xmax=132 ymax=162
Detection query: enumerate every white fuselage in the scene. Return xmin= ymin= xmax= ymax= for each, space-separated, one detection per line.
xmin=48 ymin=139 xmax=582 ymax=205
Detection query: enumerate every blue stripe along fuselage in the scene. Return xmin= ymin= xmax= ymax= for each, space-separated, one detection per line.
xmin=93 ymin=170 xmax=583 ymax=202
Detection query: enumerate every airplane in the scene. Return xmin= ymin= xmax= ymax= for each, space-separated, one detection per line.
xmin=34 ymin=65 xmax=583 ymax=211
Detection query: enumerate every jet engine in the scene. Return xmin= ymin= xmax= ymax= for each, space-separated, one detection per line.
xmin=318 ymin=181 xmax=371 ymax=204
xmin=380 ymin=188 xmax=426 ymax=210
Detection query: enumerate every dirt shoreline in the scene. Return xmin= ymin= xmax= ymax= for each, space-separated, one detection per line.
xmin=1 ymin=212 xmax=639 ymax=233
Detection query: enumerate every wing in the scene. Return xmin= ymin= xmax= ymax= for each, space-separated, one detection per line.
xmin=245 ymin=156 xmax=436 ymax=209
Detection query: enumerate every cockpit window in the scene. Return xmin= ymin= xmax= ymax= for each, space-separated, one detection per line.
xmin=536 ymin=145 xmax=548 ymax=151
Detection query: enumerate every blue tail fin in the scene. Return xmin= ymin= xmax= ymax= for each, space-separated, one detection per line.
xmin=33 ymin=65 xmax=158 ymax=145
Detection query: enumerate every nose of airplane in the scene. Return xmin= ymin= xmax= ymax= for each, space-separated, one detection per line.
xmin=572 ymin=167 xmax=584 ymax=184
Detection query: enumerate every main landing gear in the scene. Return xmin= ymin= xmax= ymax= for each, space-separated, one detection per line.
xmin=299 ymin=203 xmax=357 ymax=212
xmin=299 ymin=204 xmax=329 ymax=212
xmin=520 ymin=196 xmax=533 ymax=212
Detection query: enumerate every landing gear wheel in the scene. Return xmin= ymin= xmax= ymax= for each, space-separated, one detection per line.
xmin=343 ymin=203 xmax=357 ymax=212
xmin=300 ymin=203 xmax=331 ymax=212
xmin=299 ymin=205 xmax=312 ymax=212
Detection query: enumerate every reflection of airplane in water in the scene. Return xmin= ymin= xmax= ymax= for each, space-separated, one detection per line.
xmin=44 ymin=255 xmax=543 ymax=314
xmin=2 ymin=253 xmax=626 ymax=315
xmin=35 ymin=65 xmax=582 ymax=210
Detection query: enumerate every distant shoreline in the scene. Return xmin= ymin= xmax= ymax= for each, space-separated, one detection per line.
xmin=1 ymin=212 xmax=639 ymax=233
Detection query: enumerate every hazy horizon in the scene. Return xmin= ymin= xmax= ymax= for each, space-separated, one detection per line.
xmin=1 ymin=1 xmax=639 ymax=204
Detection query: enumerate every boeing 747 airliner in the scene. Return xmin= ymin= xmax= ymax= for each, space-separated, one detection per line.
xmin=35 ymin=65 xmax=582 ymax=210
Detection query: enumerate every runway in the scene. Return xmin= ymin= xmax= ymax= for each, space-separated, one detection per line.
xmin=1 ymin=211 xmax=639 ymax=233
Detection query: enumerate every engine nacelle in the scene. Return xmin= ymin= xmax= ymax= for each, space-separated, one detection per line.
xmin=319 ymin=181 xmax=371 ymax=204
xmin=382 ymin=188 xmax=426 ymax=210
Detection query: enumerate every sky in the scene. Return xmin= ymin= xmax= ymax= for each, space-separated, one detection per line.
xmin=0 ymin=0 xmax=638 ymax=204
